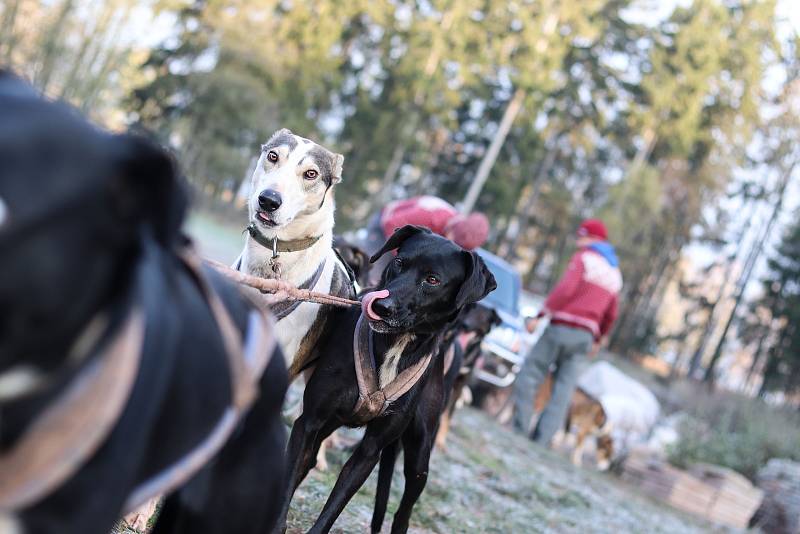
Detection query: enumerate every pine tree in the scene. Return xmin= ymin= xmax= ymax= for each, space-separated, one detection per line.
xmin=758 ymin=215 xmax=800 ymax=396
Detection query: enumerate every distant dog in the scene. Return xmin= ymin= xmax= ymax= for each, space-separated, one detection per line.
xmin=235 ymin=129 xmax=354 ymax=379
xmin=535 ymin=375 xmax=613 ymax=470
xmin=435 ymin=303 xmax=502 ymax=449
xmin=0 ymin=71 xmax=287 ymax=533
xmin=333 ymin=235 xmax=370 ymax=288
xmin=274 ymin=226 xmax=496 ymax=533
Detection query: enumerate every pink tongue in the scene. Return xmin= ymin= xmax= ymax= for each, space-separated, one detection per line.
xmin=362 ymin=289 xmax=390 ymax=321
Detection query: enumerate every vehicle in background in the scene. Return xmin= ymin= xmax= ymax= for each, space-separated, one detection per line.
xmin=472 ymin=249 xmax=526 ymax=389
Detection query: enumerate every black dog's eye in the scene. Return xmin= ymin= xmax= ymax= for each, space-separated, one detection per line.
xmin=424 ymin=274 xmax=440 ymax=286
xmin=267 ymin=150 xmax=279 ymax=163
xmin=394 ymin=257 xmax=403 ymax=270
xmin=304 ymin=169 xmax=318 ymax=180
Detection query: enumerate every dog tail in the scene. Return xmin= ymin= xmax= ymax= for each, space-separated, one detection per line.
xmin=371 ymin=440 xmax=399 ymax=533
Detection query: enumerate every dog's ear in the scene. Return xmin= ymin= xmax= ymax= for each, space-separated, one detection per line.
xmin=455 ymin=251 xmax=497 ymax=309
xmin=369 ymin=225 xmax=431 ymax=263
xmin=351 ymin=247 xmax=368 ymax=276
xmin=491 ymin=309 xmax=502 ymax=326
xmin=489 ymin=309 xmax=503 ymax=326
xmin=332 ymin=153 xmax=344 ymax=185
xmin=270 ymin=127 xmax=293 ymax=139
xmin=113 ymin=134 xmax=187 ymax=245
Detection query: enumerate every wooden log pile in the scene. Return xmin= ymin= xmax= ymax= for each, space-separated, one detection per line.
xmin=622 ymin=453 xmax=763 ymax=529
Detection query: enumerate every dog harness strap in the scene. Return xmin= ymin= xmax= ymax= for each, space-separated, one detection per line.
xmin=120 ymin=250 xmax=278 ymax=513
xmin=0 ymin=307 xmax=145 ymax=510
xmin=180 ymin=249 xmax=277 ymax=410
xmin=442 ymin=343 xmax=456 ymax=376
xmin=352 ymin=314 xmax=379 ymax=417
xmin=351 ymin=314 xmax=433 ymax=420
xmin=123 ymin=309 xmax=277 ymax=514
xmin=246 ymin=223 xmax=323 ymax=253
xmin=380 ymin=353 xmax=433 ymax=407
xmin=180 ymin=250 xmax=251 ymax=409
xmin=271 ymin=260 xmax=327 ymax=321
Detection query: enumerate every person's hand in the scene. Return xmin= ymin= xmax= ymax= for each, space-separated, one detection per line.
xmin=525 ymin=316 xmax=539 ymax=333
xmin=589 ymin=337 xmax=606 ymax=358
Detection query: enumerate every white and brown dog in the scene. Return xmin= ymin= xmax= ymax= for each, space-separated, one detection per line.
xmin=235 ymin=128 xmax=355 ymax=380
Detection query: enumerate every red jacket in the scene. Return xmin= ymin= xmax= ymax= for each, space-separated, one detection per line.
xmin=380 ymin=196 xmax=457 ymax=238
xmin=540 ymin=245 xmax=622 ymax=340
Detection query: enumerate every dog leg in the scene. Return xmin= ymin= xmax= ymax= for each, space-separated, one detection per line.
xmin=434 ymin=409 xmax=451 ymax=451
xmin=571 ymin=428 xmax=589 ymax=467
xmin=371 ymin=440 xmax=400 ymax=534
xmin=274 ymin=415 xmax=337 ymax=533
xmin=390 ymin=415 xmax=438 ymax=534
xmin=316 ymin=437 xmax=330 ymax=472
xmin=308 ymin=421 xmax=406 ymax=534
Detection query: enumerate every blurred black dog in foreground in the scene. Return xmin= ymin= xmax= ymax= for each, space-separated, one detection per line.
xmin=0 ymin=71 xmax=287 ymax=534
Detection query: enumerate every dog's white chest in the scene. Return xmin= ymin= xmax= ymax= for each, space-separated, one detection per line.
xmin=269 ymin=253 xmax=338 ymax=365
xmin=378 ymin=334 xmax=415 ymax=387
xmin=274 ymin=301 xmax=322 ymax=361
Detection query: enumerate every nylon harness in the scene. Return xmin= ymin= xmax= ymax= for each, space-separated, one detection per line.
xmin=351 ymin=314 xmax=435 ymax=424
xmin=0 ymin=249 xmax=277 ymax=513
xmin=269 ymin=260 xmax=326 ymax=320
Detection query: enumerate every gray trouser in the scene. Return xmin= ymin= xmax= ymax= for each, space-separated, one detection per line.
xmin=511 ymin=324 xmax=593 ymax=445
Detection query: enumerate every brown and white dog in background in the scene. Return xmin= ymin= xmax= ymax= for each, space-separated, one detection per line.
xmin=235 ymin=128 xmax=355 ymax=379
xmin=234 ymin=129 xmax=356 ymax=471
xmin=535 ymin=374 xmax=614 ymax=470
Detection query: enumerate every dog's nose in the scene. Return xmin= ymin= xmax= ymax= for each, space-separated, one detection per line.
xmin=370 ymin=297 xmax=397 ymax=319
xmin=258 ymin=189 xmax=282 ymax=212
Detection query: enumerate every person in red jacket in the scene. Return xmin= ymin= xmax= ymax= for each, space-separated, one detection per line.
xmin=363 ymin=195 xmax=489 ymax=283
xmin=511 ymin=219 xmax=622 ymax=445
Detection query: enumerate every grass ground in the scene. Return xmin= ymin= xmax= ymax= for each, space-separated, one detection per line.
xmin=182 ymin=210 xmax=723 ymax=534
xmin=286 ymin=408 xmax=716 ymax=533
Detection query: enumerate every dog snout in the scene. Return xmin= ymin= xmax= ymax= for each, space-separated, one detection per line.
xmin=370 ymin=297 xmax=397 ymax=319
xmin=258 ymin=189 xmax=282 ymax=212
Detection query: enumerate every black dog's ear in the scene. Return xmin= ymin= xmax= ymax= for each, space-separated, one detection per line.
xmin=491 ymin=309 xmax=503 ymax=326
xmin=455 ymin=251 xmax=497 ymax=308
xmin=353 ymin=248 xmax=369 ymax=275
xmin=114 ymin=134 xmax=187 ymax=246
xmin=369 ymin=225 xmax=432 ymax=263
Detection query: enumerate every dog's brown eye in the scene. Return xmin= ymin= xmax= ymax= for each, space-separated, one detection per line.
xmin=394 ymin=257 xmax=403 ymax=269
xmin=425 ymin=275 xmax=440 ymax=286
xmin=267 ymin=150 xmax=279 ymax=163
xmin=304 ymin=169 xmax=318 ymax=180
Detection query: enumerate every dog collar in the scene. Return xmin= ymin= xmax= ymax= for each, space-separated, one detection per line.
xmin=246 ymin=223 xmax=323 ymax=253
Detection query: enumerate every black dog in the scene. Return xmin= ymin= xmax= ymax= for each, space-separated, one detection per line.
xmin=0 ymin=72 xmax=287 ymax=534
xmin=332 ymin=235 xmax=371 ymax=288
xmin=275 ymin=225 xmax=496 ymax=533
xmin=435 ymin=303 xmax=502 ymax=449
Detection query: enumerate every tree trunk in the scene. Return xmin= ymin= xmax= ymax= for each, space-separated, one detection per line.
xmin=687 ymin=259 xmax=738 ymax=378
xmin=461 ymin=87 xmax=526 ymax=213
xmin=34 ymin=0 xmax=75 ymax=93
xmin=743 ymin=332 xmax=768 ymax=392
xmin=499 ymin=140 xmax=560 ymax=259
xmin=0 ymin=0 xmax=22 ymax=60
xmin=703 ymin=164 xmax=794 ymax=384
xmin=60 ymin=2 xmax=116 ymax=100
